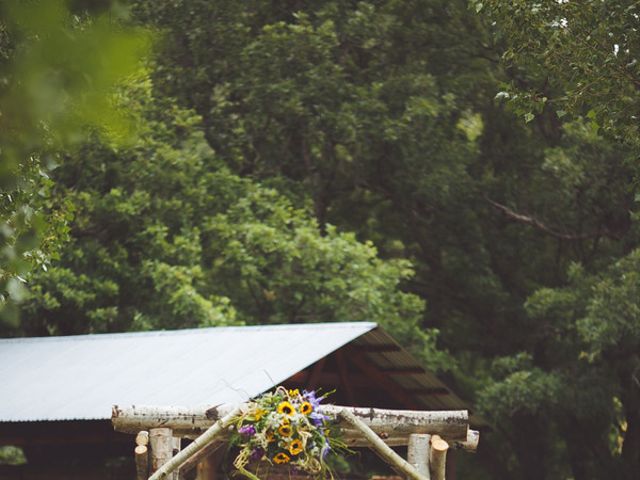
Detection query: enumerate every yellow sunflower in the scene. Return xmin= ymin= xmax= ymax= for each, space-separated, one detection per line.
xmin=288 ymin=388 xmax=300 ymax=396
xmin=277 ymin=401 xmax=295 ymax=416
xmin=299 ymin=401 xmax=313 ymax=415
xmin=288 ymin=439 xmax=304 ymax=456
xmin=253 ymin=408 xmax=267 ymax=421
xmin=273 ymin=452 xmax=290 ymax=464
xmin=278 ymin=424 xmax=293 ymax=437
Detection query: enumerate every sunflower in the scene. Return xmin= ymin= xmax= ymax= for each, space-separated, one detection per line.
xmin=288 ymin=439 xmax=304 ymax=456
xmin=253 ymin=408 xmax=267 ymax=421
xmin=273 ymin=452 xmax=290 ymax=464
xmin=278 ymin=424 xmax=293 ymax=437
xmin=299 ymin=401 xmax=313 ymax=415
xmin=288 ymin=388 xmax=300 ymax=396
xmin=277 ymin=401 xmax=295 ymax=416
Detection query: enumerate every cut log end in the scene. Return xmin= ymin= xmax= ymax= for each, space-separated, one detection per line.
xmin=135 ymin=445 xmax=147 ymax=455
xmin=431 ymin=435 xmax=449 ymax=452
xmin=136 ymin=430 xmax=149 ymax=447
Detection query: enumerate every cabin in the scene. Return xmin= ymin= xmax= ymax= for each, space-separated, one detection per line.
xmin=0 ymin=322 xmax=478 ymax=479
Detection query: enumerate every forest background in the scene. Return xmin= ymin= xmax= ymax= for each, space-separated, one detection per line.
xmin=1 ymin=1 xmax=639 ymax=479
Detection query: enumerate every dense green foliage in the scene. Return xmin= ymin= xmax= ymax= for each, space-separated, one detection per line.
xmin=3 ymin=1 xmax=639 ymax=479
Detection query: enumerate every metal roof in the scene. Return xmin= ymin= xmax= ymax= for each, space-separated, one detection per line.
xmin=0 ymin=322 xmax=376 ymax=422
xmin=0 ymin=322 xmax=478 ymax=425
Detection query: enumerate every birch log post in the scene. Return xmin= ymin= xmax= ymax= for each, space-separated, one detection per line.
xmin=407 ymin=434 xmax=431 ymax=480
xmin=135 ymin=445 xmax=149 ymax=480
xmin=150 ymin=428 xmax=173 ymax=473
xmin=112 ymin=404 xmax=469 ymax=443
xmin=135 ymin=430 xmax=150 ymax=480
xmin=148 ymin=405 xmax=242 ymax=480
xmin=429 ymin=435 xmax=449 ymax=480
xmin=338 ymin=409 xmax=429 ymax=480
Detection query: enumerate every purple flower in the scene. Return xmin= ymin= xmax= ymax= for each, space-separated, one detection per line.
xmin=302 ymin=390 xmax=322 ymax=409
xmin=309 ymin=411 xmax=327 ymax=426
xmin=239 ymin=424 xmax=256 ymax=436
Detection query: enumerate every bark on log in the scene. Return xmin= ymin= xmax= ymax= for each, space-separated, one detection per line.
xmin=407 ymin=434 xmax=431 ymax=479
xmin=112 ymin=404 xmax=468 ymax=442
xmin=429 ymin=435 xmax=449 ymax=480
xmin=148 ymin=406 xmax=242 ymax=480
xmin=135 ymin=445 xmax=148 ymax=480
xmin=338 ymin=409 xmax=429 ymax=480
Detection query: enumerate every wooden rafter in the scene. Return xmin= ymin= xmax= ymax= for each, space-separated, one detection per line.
xmin=343 ymin=345 xmax=421 ymax=409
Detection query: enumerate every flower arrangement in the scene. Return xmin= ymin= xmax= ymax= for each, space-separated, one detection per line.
xmin=230 ymin=386 xmax=345 ymax=479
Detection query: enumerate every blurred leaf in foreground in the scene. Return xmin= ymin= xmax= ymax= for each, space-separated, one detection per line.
xmin=0 ymin=0 xmax=151 ymax=326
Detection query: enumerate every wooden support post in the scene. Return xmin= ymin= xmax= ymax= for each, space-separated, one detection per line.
xmin=135 ymin=445 xmax=149 ymax=480
xmin=135 ymin=430 xmax=150 ymax=480
xmin=148 ymin=405 xmax=242 ymax=480
xmin=429 ymin=435 xmax=449 ymax=480
xmin=407 ymin=434 xmax=431 ymax=479
xmin=338 ymin=409 xmax=429 ymax=480
xmin=150 ymin=428 xmax=174 ymax=473
xmin=172 ymin=437 xmax=182 ymax=480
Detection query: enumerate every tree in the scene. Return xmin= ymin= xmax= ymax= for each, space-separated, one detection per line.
xmin=130 ymin=1 xmax=640 ymax=478
xmin=479 ymin=0 xmax=640 ymax=143
xmin=20 ymin=79 xmax=445 ymax=369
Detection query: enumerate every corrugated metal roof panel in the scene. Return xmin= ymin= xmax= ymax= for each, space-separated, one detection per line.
xmin=0 ymin=322 xmax=376 ymax=422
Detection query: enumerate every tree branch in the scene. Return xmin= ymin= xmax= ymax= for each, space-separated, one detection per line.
xmin=485 ymin=197 xmax=620 ymax=241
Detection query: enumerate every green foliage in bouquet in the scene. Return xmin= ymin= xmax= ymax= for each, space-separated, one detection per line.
xmin=230 ymin=387 xmax=348 ymax=479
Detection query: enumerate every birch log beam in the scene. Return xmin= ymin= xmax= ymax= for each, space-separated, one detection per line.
xmin=450 ymin=429 xmax=479 ymax=452
xmin=429 ymin=435 xmax=449 ymax=480
xmin=338 ymin=409 xmax=429 ymax=480
xmin=407 ymin=434 xmax=431 ymax=479
xmin=148 ymin=405 xmax=242 ymax=480
xmin=112 ymin=405 xmax=469 ymax=443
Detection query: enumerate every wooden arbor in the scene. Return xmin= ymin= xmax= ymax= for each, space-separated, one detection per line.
xmin=112 ymin=404 xmax=479 ymax=480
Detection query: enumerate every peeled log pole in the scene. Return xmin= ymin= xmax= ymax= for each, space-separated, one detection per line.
xmin=429 ymin=435 xmax=449 ymax=480
xmin=148 ymin=405 xmax=242 ymax=480
xmin=407 ymin=434 xmax=431 ymax=480
xmin=150 ymin=428 xmax=173 ymax=473
xmin=135 ymin=445 xmax=148 ymax=480
xmin=112 ymin=404 xmax=469 ymax=443
xmin=338 ymin=409 xmax=429 ymax=480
